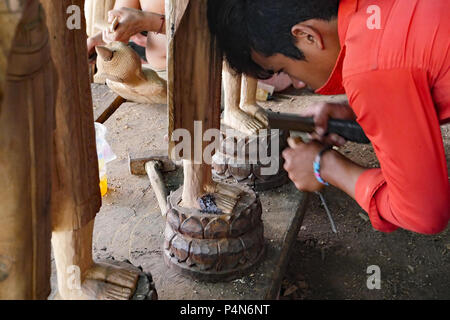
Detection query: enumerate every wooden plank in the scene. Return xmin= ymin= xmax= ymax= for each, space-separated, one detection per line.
xmin=91 ymin=83 xmax=125 ymax=123
xmin=265 ymin=193 xmax=310 ymax=299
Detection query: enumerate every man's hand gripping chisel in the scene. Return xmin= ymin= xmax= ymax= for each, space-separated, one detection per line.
xmin=267 ymin=111 xmax=370 ymax=144
xmin=267 ymin=110 xmax=371 ymax=234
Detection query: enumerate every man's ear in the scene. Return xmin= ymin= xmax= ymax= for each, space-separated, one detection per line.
xmin=291 ymin=23 xmax=324 ymax=50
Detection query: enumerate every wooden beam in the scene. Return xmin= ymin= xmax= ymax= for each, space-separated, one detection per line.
xmin=167 ymin=0 xmax=222 ymax=160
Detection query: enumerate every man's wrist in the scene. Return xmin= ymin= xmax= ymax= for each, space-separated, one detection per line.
xmin=313 ymin=146 xmax=333 ymax=186
xmin=319 ymin=148 xmax=338 ymax=186
xmin=320 ymin=148 xmax=368 ymax=199
xmin=141 ymin=11 xmax=165 ymax=33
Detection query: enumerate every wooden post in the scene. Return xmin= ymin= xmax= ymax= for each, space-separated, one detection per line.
xmin=41 ymin=0 xmax=100 ymax=299
xmin=167 ymin=0 xmax=223 ymax=209
xmin=0 ymin=0 xmax=55 ymax=299
xmin=41 ymin=0 xmax=148 ymax=300
xmin=41 ymin=0 xmax=101 ymax=233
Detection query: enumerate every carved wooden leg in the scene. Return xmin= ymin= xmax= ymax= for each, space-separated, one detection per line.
xmin=222 ymin=62 xmax=266 ymax=135
xmin=181 ymin=160 xmax=241 ymax=214
xmin=240 ymin=75 xmax=269 ymax=127
xmin=0 ymin=0 xmax=54 ymax=300
xmin=181 ymin=161 xmax=205 ymax=209
xmin=52 ymin=221 xmax=143 ymax=300
xmin=41 ymin=0 xmax=155 ymax=300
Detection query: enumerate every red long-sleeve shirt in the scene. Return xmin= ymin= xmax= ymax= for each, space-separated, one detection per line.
xmin=316 ymin=0 xmax=450 ymax=234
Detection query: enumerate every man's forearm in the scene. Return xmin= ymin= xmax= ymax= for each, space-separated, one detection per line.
xmin=321 ymin=149 xmax=367 ymax=199
xmin=140 ymin=11 xmax=165 ymax=34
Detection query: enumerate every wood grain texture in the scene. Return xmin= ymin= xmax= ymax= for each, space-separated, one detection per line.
xmin=0 ymin=0 xmax=54 ymax=299
xmin=41 ymin=0 xmax=101 ymax=231
xmin=85 ymin=0 xmax=116 ymax=37
xmin=167 ymin=0 xmax=223 ymax=208
xmin=0 ymin=0 xmax=27 ymax=100
xmin=265 ymin=193 xmax=311 ymax=300
xmin=167 ymin=0 xmax=222 ymax=160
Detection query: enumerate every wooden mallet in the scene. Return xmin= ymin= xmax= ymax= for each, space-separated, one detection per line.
xmin=128 ymin=151 xmax=177 ymax=217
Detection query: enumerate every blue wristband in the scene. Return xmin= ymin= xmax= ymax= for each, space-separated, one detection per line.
xmin=313 ymin=146 xmax=333 ymax=186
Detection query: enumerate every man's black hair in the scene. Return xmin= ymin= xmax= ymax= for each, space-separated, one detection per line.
xmin=208 ymin=0 xmax=339 ymax=79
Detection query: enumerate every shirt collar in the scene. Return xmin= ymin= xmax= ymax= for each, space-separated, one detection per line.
xmin=315 ymin=0 xmax=358 ymax=95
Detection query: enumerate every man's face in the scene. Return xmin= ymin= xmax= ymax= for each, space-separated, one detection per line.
xmin=250 ymin=19 xmax=341 ymax=91
xmin=251 ymin=50 xmax=336 ymax=91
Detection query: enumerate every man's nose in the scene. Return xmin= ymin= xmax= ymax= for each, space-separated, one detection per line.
xmin=288 ymin=75 xmax=306 ymax=89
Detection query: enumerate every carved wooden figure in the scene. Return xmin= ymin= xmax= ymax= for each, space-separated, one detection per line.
xmin=165 ymin=0 xmax=264 ymax=281
xmin=222 ymin=63 xmax=269 ymax=135
xmin=0 ymin=0 xmax=54 ymax=299
xmin=212 ymin=63 xmax=289 ymax=191
xmin=95 ymin=41 xmax=167 ymax=104
xmin=0 ymin=0 xmax=156 ymax=300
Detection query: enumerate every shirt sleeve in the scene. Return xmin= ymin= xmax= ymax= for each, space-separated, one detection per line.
xmin=344 ymin=68 xmax=450 ymax=234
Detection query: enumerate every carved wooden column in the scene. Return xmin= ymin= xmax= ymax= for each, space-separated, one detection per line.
xmin=0 ymin=0 xmax=55 ymax=299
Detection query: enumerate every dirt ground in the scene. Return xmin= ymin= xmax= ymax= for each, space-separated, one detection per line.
xmin=50 ymin=86 xmax=449 ymax=300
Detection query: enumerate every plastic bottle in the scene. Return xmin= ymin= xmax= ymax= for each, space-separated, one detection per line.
xmin=95 ymin=122 xmax=117 ymax=196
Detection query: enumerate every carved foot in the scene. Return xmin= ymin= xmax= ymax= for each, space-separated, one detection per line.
xmin=224 ymin=108 xmax=266 ymax=135
xmin=204 ymin=182 xmax=243 ymax=214
xmin=66 ymin=261 xmax=156 ymax=300
xmin=240 ymin=103 xmax=269 ymax=127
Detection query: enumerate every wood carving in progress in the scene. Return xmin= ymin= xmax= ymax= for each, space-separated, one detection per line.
xmin=0 ymin=0 xmax=156 ymax=300
xmin=164 ymin=0 xmax=265 ymax=281
xmin=222 ymin=63 xmax=269 ymax=135
xmin=95 ymin=41 xmax=167 ymax=105
xmin=86 ymin=0 xmax=167 ymax=104
xmin=210 ymin=58 xmax=289 ymax=191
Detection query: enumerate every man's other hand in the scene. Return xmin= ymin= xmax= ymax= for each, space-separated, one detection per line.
xmin=282 ymin=137 xmax=325 ymax=192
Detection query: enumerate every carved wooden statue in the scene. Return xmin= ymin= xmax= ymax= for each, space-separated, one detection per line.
xmin=164 ymin=0 xmax=265 ymax=281
xmin=0 ymin=0 xmax=54 ymax=299
xmin=222 ymin=64 xmax=269 ymax=135
xmin=211 ymin=61 xmax=289 ymax=190
xmin=95 ymin=41 xmax=167 ymax=104
xmin=0 ymin=0 xmax=155 ymax=300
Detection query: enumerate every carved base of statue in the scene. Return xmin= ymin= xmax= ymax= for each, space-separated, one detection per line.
xmin=212 ymin=123 xmax=290 ymax=191
xmin=163 ymin=185 xmax=265 ymax=282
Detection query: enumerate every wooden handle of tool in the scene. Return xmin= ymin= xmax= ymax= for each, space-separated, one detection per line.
xmin=267 ymin=111 xmax=370 ymax=144
xmin=327 ymin=119 xmax=370 ymax=144
xmin=145 ymin=161 xmax=169 ymax=217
